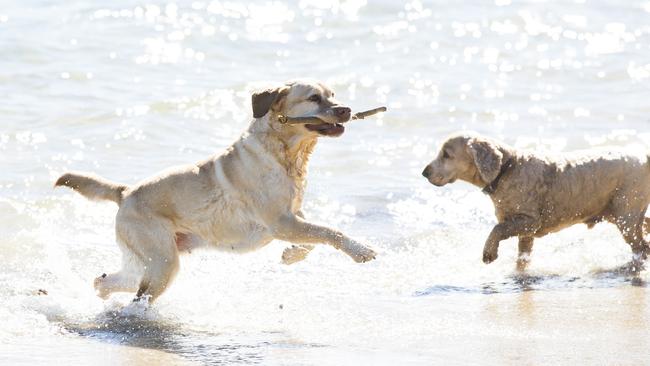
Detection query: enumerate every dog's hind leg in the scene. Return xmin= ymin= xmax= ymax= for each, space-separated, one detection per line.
xmin=614 ymin=214 xmax=649 ymax=261
xmin=133 ymin=238 xmax=180 ymax=303
xmin=606 ymin=192 xmax=650 ymax=265
xmin=135 ymin=253 xmax=179 ymax=303
xmin=94 ymin=271 xmax=139 ymax=299
xmin=118 ymin=216 xmax=180 ymax=303
xmin=643 ymin=217 xmax=650 ymax=236
xmin=94 ymin=241 xmax=144 ymax=299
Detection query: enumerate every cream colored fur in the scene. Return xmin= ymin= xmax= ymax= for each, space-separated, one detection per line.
xmin=56 ymin=79 xmax=376 ymax=303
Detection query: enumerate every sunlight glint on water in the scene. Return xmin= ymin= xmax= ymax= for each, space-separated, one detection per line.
xmin=2 ymin=0 xmax=650 ymax=364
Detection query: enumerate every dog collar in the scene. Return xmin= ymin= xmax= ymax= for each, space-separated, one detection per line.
xmin=482 ymin=158 xmax=513 ymax=195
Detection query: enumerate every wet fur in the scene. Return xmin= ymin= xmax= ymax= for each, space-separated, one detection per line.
xmin=423 ymin=133 xmax=650 ymax=270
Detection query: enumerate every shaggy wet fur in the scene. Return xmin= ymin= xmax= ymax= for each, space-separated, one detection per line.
xmin=422 ymin=133 xmax=650 ymax=270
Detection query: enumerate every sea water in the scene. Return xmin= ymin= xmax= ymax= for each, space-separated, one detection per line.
xmin=2 ymin=0 xmax=650 ymax=364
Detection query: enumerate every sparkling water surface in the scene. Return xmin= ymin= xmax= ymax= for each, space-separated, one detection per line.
xmin=2 ymin=0 xmax=650 ymax=364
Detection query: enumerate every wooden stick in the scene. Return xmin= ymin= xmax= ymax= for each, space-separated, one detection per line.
xmin=278 ymin=106 xmax=387 ymax=125
xmin=277 ymin=115 xmax=323 ymax=125
xmin=351 ymin=106 xmax=387 ymax=120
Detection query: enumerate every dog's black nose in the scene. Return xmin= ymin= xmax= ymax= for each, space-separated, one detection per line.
xmin=332 ymin=106 xmax=351 ymax=120
xmin=422 ymin=166 xmax=432 ymax=178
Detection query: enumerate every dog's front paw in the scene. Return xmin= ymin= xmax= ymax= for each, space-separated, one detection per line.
xmin=482 ymin=245 xmax=498 ymax=264
xmin=345 ymin=242 xmax=376 ymax=263
xmin=282 ymin=245 xmax=311 ymax=265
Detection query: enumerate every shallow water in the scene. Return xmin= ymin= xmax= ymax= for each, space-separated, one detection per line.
xmin=3 ymin=0 xmax=650 ymax=364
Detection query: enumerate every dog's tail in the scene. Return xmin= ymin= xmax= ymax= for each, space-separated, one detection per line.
xmin=55 ymin=171 xmax=128 ymax=205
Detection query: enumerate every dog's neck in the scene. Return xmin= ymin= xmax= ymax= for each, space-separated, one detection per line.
xmin=461 ymin=148 xmax=514 ymax=193
xmin=482 ymin=157 xmax=514 ymax=195
xmin=465 ymin=170 xmax=486 ymax=188
xmin=249 ymin=117 xmax=317 ymax=182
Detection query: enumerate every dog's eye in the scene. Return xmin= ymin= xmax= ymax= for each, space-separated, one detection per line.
xmin=442 ymin=150 xmax=450 ymax=159
xmin=308 ymin=94 xmax=322 ymax=103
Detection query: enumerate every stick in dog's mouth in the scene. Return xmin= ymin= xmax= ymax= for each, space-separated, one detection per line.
xmin=278 ymin=106 xmax=387 ymax=125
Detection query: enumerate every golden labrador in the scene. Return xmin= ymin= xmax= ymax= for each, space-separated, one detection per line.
xmin=56 ymin=79 xmax=376 ymax=303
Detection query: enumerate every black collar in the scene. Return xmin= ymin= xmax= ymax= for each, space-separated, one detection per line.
xmin=482 ymin=158 xmax=513 ymax=195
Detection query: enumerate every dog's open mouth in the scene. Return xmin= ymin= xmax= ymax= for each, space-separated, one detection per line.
xmin=304 ymin=123 xmax=345 ymax=137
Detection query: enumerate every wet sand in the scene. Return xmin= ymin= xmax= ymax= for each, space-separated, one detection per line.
xmin=2 ymin=338 xmax=195 ymax=366
xmin=5 ymin=279 xmax=647 ymax=365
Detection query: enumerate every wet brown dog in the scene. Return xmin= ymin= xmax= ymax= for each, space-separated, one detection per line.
xmin=422 ymin=132 xmax=650 ymax=270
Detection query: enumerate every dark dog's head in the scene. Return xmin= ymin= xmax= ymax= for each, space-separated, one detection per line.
xmin=422 ymin=133 xmax=505 ymax=188
xmin=251 ymin=79 xmax=351 ymax=138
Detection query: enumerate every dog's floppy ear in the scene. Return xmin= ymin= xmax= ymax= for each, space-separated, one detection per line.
xmin=251 ymin=86 xmax=288 ymax=118
xmin=468 ymin=138 xmax=503 ymax=183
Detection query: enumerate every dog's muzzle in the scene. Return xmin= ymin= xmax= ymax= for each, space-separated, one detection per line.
xmin=422 ymin=165 xmax=433 ymax=178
